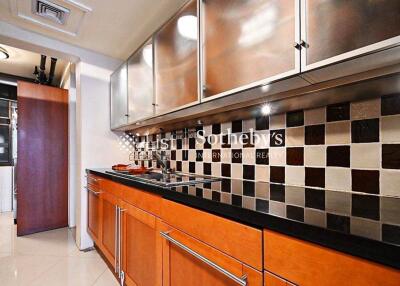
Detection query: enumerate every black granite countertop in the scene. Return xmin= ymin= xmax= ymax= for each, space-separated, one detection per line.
xmin=87 ymin=168 xmax=400 ymax=269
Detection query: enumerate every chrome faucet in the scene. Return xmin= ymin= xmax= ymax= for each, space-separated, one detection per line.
xmin=153 ymin=151 xmax=171 ymax=174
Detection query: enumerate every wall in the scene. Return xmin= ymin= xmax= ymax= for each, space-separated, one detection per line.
xmin=0 ymin=167 xmax=12 ymax=212
xmin=75 ymin=62 xmax=129 ymax=249
xmin=134 ymin=94 xmax=400 ymax=245
xmin=61 ymin=64 xmax=77 ymax=228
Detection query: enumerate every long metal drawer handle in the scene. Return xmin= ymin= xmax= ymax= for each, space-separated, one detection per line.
xmin=84 ymin=186 xmax=101 ymax=196
xmin=118 ymin=208 xmax=126 ymax=284
xmin=115 ymin=206 xmax=119 ymax=274
xmin=160 ymin=231 xmax=247 ymax=286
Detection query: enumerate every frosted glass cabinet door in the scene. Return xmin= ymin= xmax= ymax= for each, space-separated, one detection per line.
xmin=128 ymin=40 xmax=155 ymax=123
xmin=154 ymin=0 xmax=198 ymax=115
xmin=302 ymin=0 xmax=400 ymax=69
xmin=202 ymin=0 xmax=298 ymax=98
xmin=110 ymin=63 xmax=128 ymax=129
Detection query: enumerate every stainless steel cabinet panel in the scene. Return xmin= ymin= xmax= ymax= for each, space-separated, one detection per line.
xmin=110 ymin=63 xmax=128 ymax=129
xmin=202 ymin=0 xmax=299 ymax=99
xmin=154 ymin=0 xmax=199 ymax=115
xmin=302 ymin=0 xmax=400 ymax=70
xmin=128 ymin=40 xmax=155 ymax=123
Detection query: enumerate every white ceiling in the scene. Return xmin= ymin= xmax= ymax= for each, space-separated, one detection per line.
xmin=0 ymin=0 xmax=188 ymax=60
xmin=0 ymin=43 xmax=68 ymax=85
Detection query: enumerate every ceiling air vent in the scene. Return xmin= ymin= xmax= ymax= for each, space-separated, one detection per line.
xmin=32 ymin=0 xmax=70 ymax=25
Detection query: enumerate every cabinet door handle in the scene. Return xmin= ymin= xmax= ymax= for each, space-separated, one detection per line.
xmin=84 ymin=186 xmax=101 ymax=196
xmin=300 ymin=40 xmax=309 ymax=48
xmin=118 ymin=208 xmax=125 ymax=279
xmin=115 ymin=205 xmax=119 ymax=274
xmin=160 ymin=231 xmax=247 ymax=286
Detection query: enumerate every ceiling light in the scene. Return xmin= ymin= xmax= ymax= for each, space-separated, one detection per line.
xmin=261 ymin=104 xmax=271 ymax=116
xmin=0 ymin=47 xmax=9 ymax=60
xmin=177 ymin=15 xmax=197 ymax=40
xmin=260 ymin=84 xmax=271 ymax=93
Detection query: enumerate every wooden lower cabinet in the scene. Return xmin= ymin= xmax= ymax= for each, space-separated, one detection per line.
xmin=263 ymin=229 xmax=400 ymax=286
xmin=121 ymin=201 xmax=162 ymax=286
xmin=160 ymin=222 xmax=262 ymax=286
xmin=87 ymin=177 xmax=399 ymax=286
xmin=87 ymin=184 xmax=101 ymax=244
xmin=100 ymin=191 xmax=119 ymax=269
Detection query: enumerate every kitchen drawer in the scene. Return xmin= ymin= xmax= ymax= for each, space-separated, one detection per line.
xmin=160 ymin=221 xmax=262 ymax=286
xmin=122 ymin=186 xmax=161 ymax=218
xmin=99 ymin=178 xmax=123 ymax=199
xmin=161 ymin=199 xmax=263 ymax=270
xmin=263 ymin=229 xmax=400 ymax=286
xmin=87 ymin=174 xmax=102 ymax=187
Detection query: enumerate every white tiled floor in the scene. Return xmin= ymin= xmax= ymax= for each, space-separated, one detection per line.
xmin=0 ymin=212 xmax=119 ymax=286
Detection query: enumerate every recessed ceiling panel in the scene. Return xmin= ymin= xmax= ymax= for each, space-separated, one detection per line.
xmin=0 ymin=0 xmax=188 ymax=59
xmin=10 ymin=0 xmax=90 ymax=36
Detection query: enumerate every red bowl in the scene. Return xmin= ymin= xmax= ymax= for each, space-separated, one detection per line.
xmin=128 ymin=167 xmax=152 ymax=175
xmin=112 ymin=164 xmax=129 ymax=171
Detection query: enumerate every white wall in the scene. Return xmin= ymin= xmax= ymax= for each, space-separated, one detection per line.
xmin=61 ymin=64 xmax=78 ymax=228
xmin=0 ymin=167 xmax=12 ymax=212
xmin=75 ymin=61 xmax=129 ymax=249
xmin=0 ymin=21 xmax=129 ymax=249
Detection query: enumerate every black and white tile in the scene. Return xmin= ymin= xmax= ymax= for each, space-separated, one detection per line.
xmin=131 ymin=94 xmax=400 ymax=246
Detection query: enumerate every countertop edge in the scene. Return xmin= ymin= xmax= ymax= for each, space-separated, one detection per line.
xmin=86 ymin=168 xmax=400 ymax=270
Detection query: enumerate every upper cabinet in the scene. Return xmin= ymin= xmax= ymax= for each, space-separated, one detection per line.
xmin=127 ymin=40 xmax=155 ymax=123
xmin=110 ymin=63 xmax=128 ymax=129
xmin=201 ymin=0 xmax=299 ymax=99
xmin=110 ymin=0 xmax=400 ymax=130
xmin=301 ymin=0 xmax=400 ymax=72
xmin=154 ymin=0 xmax=199 ymax=115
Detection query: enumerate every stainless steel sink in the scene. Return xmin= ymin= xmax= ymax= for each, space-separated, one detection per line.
xmin=106 ymin=170 xmax=221 ymax=187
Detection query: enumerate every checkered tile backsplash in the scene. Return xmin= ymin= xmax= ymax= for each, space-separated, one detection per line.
xmin=131 ymin=94 xmax=400 ymax=245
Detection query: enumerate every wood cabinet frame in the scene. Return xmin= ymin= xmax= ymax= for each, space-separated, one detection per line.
xmin=99 ymin=191 xmax=120 ymax=269
xmin=120 ymin=201 xmax=163 ymax=286
xmin=87 ymin=183 xmax=102 ymax=244
xmin=159 ymin=222 xmax=262 ymax=286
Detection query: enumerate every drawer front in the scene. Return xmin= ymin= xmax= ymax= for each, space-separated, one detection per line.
xmin=87 ymin=174 xmax=102 ymax=187
xmin=122 ymin=186 xmax=161 ymax=217
xmin=160 ymin=222 xmax=262 ymax=286
xmin=99 ymin=178 xmax=123 ymax=198
xmin=263 ymin=229 xmax=400 ymax=286
xmin=161 ymin=199 xmax=263 ymax=270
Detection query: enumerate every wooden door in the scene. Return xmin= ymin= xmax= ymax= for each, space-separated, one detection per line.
xmin=87 ymin=184 xmax=102 ymax=244
xmin=100 ymin=191 xmax=119 ymax=269
xmin=160 ymin=222 xmax=262 ymax=286
xmin=17 ymin=81 xmax=68 ymax=236
xmin=121 ymin=201 xmax=162 ymax=286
